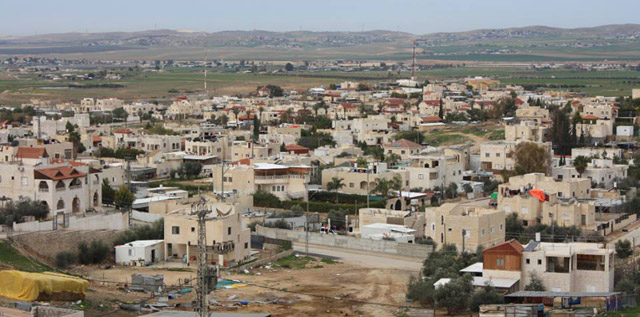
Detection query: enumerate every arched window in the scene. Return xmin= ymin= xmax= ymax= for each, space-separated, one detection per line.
xmin=38 ymin=181 xmax=49 ymax=192
xmin=72 ymin=197 xmax=81 ymax=213
xmin=55 ymin=181 xmax=65 ymax=191
xmin=93 ymin=192 xmax=99 ymax=207
xmin=70 ymin=178 xmax=82 ymax=189
xmin=56 ymin=199 xmax=65 ymax=210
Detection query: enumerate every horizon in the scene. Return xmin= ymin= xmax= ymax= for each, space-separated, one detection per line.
xmin=1 ymin=0 xmax=638 ymax=36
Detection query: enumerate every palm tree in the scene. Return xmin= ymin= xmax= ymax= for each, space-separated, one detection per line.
xmin=355 ymin=157 xmax=368 ymax=168
xmin=573 ymin=155 xmax=590 ymax=178
xmin=373 ymin=175 xmax=402 ymax=200
xmin=326 ymin=177 xmax=345 ymax=203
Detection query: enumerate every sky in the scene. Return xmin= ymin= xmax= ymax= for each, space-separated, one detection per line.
xmin=1 ymin=0 xmax=639 ymax=36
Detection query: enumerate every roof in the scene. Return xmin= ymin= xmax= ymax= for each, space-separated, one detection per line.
xmin=384 ymin=139 xmax=422 ymax=149
xmin=505 ymin=291 xmax=621 ymax=298
xmin=482 ymin=239 xmax=524 ymax=254
xmin=114 ymin=128 xmax=133 ymax=134
xmin=435 ymin=277 xmax=518 ymax=289
xmin=143 ymin=311 xmax=271 ymax=317
xmin=460 ymin=262 xmax=483 ymax=273
xmin=340 ymin=102 xmax=355 ymax=109
xmin=16 ymin=147 xmax=48 ymax=159
xmin=284 ymin=144 xmax=309 ymax=151
xmin=92 ymin=135 xmax=102 ymax=143
xmin=115 ymin=240 xmax=164 ymax=248
xmin=421 ymin=116 xmax=441 ymax=123
xmin=362 ymin=223 xmax=416 ymax=233
xmin=34 ymin=166 xmax=85 ymax=180
xmin=582 ymin=115 xmax=599 ymax=120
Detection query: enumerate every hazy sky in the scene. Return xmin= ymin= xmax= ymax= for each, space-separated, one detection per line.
xmin=1 ymin=0 xmax=638 ymax=36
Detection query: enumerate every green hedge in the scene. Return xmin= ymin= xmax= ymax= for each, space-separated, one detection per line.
xmin=253 ymin=190 xmax=385 ymax=213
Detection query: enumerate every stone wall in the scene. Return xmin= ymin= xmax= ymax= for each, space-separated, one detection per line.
xmin=11 ymin=230 xmax=123 ymax=260
xmin=12 ymin=212 xmax=129 ymax=233
xmin=256 ymin=225 xmax=432 ymax=259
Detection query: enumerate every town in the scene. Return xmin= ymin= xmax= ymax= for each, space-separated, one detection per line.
xmin=2 ymin=3 xmax=640 ymax=317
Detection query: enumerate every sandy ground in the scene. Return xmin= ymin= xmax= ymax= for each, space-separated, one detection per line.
xmin=77 ymin=254 xmax=423 ymax=317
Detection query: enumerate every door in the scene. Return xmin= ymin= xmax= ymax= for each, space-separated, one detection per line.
xmin=151 ymin=249 xmax=156 ymax=263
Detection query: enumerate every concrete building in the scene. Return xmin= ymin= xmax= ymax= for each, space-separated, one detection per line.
xmin=505 ymin=121 xmax=548 ymax=143
xmin=115 ymin=240 xmax=164 ymax=266
xmin=399 ymin=148 xmax=464 ymax=190
xmin=230 ymin=141 xmax=279 ymax=160
xmin=383 ymin=139 xmax=423 ymax=161
xmin=163 ymin=203 xmax=251 ymax=267
xmin=482 ymin=240 xmax=615 ymax=292
xmin=552 ymin=159 xmax=627 ymax=189
xmin=425 ymin=200 xmax=505 ymax=252
xmin=321 ymin=162 xmax=409 ymax=196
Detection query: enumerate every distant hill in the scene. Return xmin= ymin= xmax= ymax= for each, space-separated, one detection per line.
xmin=2 ymin=24 xmax=639 ymax=48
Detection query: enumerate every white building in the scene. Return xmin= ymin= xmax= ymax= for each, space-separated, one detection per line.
xmin=115 ymin=240 xmax=165 ymax=266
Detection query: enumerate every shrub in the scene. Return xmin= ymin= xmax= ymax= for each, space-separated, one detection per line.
xmin=406 ymin=276 xmax=435 ymax=306
xmin=78 ymin=240 xmax=110 ymax=265
xmin=113 ymin=219 xmax=164 ymax=246
xmin=264 ymin=219 xmax=291 ymax=229
xmin=469 ymin=285 xmax=503 ymax=312
xmin=55 ymin=251 xmax=77 ymax=269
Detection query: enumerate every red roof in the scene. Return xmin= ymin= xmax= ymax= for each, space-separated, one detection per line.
xmin=582 ymin=115 xmax=599 ymax=120
xmin=421 ymin=116 xmax=441 ymax=123
xmin=340 ymin=102 xmax=355 ymax=109
xmin=284 ymin=144 xmax=309 ymax=151
xmin=385 ymin=98 xmax=404 ymax=106
xmin=384 ymin=139 xmax=422 ymax=149
xmin=114 ymin=128 xmax=133 ymax=134
xmin=515 ymin=98 xmax=524 ymax=105
xmin=482 ymin=239 xmax=524 ymax=255
xmin=92 ymin=135 xmax=102 ymax=143
xmin=229 ymin=158 xmax=251 ymax=166
xmin=34 ymin=166 xmax=86 ymax=180
xmin=16 ymin=147 xmax=48 ymax=159
xmin=422 ymin=100 xmax=440 ymax=107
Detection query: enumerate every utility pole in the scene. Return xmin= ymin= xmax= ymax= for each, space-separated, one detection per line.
xmin=366 ymin=163 xmax=370 ymax=208
xmin=125 ymin=156 xmax=133 ymax=227
xmin=461 ymin=229 xmax=466 ymax=253
xmin=191 ymin=197 xmax=216 ymax=317
xmin=411 ymin=39 xmax=417 ymax=81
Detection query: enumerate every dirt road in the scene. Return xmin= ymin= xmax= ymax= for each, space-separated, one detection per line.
xmin=293 ymin=243 xmax=424 ymax=271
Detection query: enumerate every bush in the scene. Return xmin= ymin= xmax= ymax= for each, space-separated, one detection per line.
xmin=264 ymin=219 xmax=291 ymax=229
xmin=113 ymin=219 xmax=164 ymax=246
xmin=469 ymin=285 xmax=503 ymax=312
xmin=0 ymin=198 xmax=49 ymax=226
xmin=55 ymin=251 xmax=77 ymax=269
xmin=253 ymin=190 xmax=385 ymax=213
xmin=615 ymin=239 xmax=633 ymax=259
xmin=78 ymin=240 xmax=110 ymax=265
xmin=406 ymin=276 xmax=435 ymax=306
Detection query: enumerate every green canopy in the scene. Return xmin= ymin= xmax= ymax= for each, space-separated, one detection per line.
xmin=490 ymin=192 xmax=498 ymax=199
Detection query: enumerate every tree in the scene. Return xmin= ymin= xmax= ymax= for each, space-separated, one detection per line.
xmin=65 ymin=121 xmax=75 ymax=133
xmin=285 ymin=63 xmax=294 ymax=72
xmin=355 ymin=157 xmax=368 ymax=168
xmin=434 ymin=274 xmax=473 ymax=315
xmin=438 ymin=99 xmax=444 ymax=119
xmin=406 ymin=276 xmax=435 ymax=306
xmin=0 ymin=198 xmax=50 ymax=226
xmin=114 ymin=185 xmax=134 ymax=210
xmin=326 ymin=177 xmax=346 ymax=203
xmin=373 ymin=175 xmax=402 ymax=199
xmin=469 ymin=284 xmax=503 ymax=312
xmin=385 ymin=153 xmax=401 ymax=166
xmin=181 ymin=161 xmax=203 ymax=179
xmin=551 ymin=105 xmax=572 ymax=156
xmin=615 ymin=239 xmax=633 ymax=259
xmin=102 ymin=179 xmax=116 ymax=205
xmin=462 ymin=183 xmax=473 ymax=194
xmin=445 ymin=183 xmax=458 ymax=199
xmin=525 ymin=272 xmax=546 ymax=291
xmin=513 ymin=142 xmax=551 ymax=175
xmin=357 ymin=83 xmax=369 ymax=91
xmin=395 ymin=130 xmax=425 ymax=144
xmin=252 ymin=114 xmax=260 ymax=142
xmin=112 ymin=107 xmax=128 ymax=121
xmin=505 ymin=213 xmax=524 ymax=235
xmin=572 ymin=155 xmax=590 ymax=178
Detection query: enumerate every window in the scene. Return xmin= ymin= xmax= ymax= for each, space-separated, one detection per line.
xmin=481 ymin=228 xmax=485 ymax=236
xmin=128 ymin=249 xmax=132 ymax=256
xmin=171 ymin=226 xmax=180 ymax=234
xmin=244 ymin=242 xmax=248 ymax=249
xmin=537 ymin=259 xmax=542 ymax=265
xmin=496 ymin=153 xmax=501 ymax=157
xmin=418 ymin=174 xmax=424 ymax=180
xmin=227 ymin=227 xmax=231 ymax=235
xmin=496 ymin=258 xmax=505 ymax=266
xmin=431 ymin=223 xmax=435 ymax=231
xmin=485 ymin=153 xmax=490 ymax=157
xmin=499 ymin=224 xmax=504 ymax=231
xmin=490 ymin=226 xmax=494 ymax=233
xmin=349 ymin=183 xmax=354 ymax=188
xmin=526 ymin=258 xmax=530 ymax=264
xmin=21 ymin=177 xmax=28 ymax=186
xmin=191 ymin=227 xmax=195 ymax=232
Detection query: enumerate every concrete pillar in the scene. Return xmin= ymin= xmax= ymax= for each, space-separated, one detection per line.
xmin=186 ymin=244 xmax=190 ymax=264
xmin=164 ymin=242 xmax=168 ymax=261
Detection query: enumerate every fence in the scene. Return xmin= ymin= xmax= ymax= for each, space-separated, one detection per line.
xmin=232 ymin=249 xmax=295 ymax=272
xmin=12 ymin=211 xmax=129 ymax=233
xmin=256 ymin=225 xmax=432 ymax=259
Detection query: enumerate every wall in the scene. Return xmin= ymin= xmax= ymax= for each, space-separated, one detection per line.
xmin=233 ymin=249 xmax=294 ymax=272
xmin=12 ymin=230 xmax=123 ymax=260
xmin=12 ymin=212 xmax=129 ymax=233
xmin=256 ymin=225 xmax=432 ymax=259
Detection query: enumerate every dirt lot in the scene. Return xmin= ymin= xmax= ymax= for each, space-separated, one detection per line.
xmin=77 ymin=255 xmax=420 ymax=317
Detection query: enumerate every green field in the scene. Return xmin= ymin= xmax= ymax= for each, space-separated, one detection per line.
xmin=0 ymin=240 xmax=51 ymax=272
xmin=1 ymin=66 xmax=639 ymax=105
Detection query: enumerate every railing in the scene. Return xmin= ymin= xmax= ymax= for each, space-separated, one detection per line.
xmin=56 ymin=187 xmax=65 ymax=192
xmin=38 ymin=188 xmax=49 ymax=193
xmin=69 ymin=185 xmax=82 ymax=190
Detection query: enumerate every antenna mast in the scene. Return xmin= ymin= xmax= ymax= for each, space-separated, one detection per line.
xmin=191 ymin=197 xmax=216 ymax=317
xmin=411 ymin=39 xmax=417 ymax=81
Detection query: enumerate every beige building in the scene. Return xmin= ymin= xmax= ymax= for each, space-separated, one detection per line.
xmin=425 ymin=200 xmax=505 ymax=252
xmin=162 ymin=202 xmax=251 ymax=267
xmin=230 ymin=141 xmax=280 ymax=160
xmin=499 ymin=173 xmax=591 ymax=201
xmin=383 ymin=139 xmax=423 ymax=161
xmin=321 ymin=162 xmax=409 ymax=196
xmin=552 ymin=159 xmax=627 ymax=189
xmin=0 ymin=147 xmax=102 ymax=219
xmin=400 ymin=148 xmax=464 ymax=190
xmin=505 ymin=121 xmax=548 ymax=143
xmin=515 ymin=106 xmax=550 ymax=126
xmin=211 ymin=162 xmax=310 ymax=201
xmin=482 ymin=240 xmax=615 ymax=292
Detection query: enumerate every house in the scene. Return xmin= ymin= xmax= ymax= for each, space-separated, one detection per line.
xmin=321 ymin=162 xmax=409 ymax=196
xmin=425 ymin=200 xmax=505 ymax=252
xmin=284 ymin=144 xmax=310 ymax=155
xmin=163 ymin=203 xmax=251 ymax=267
xmin=361 ymin=223 xmax=416 ymax=243
xmin=399 ymin=148 xmax=464 ymax=191
xmin=481 ymin=240 xmax=615 ymax=292
xmin=115 ymin=240 xmax=165 ymax=266
xmin=383 ymin=139 xmax=423 ymax=161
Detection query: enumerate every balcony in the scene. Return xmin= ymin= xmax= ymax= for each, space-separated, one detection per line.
xmin=205 ymin=241 xmax=235 ymax=254
xmin=69 ymin=185 xmax=82 ymax=190
xmin=56 ymin=187 xmax=65 ymax=192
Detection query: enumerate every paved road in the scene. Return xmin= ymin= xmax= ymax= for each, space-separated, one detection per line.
xmin=292 ymin=242 xmax=424 ymax=271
